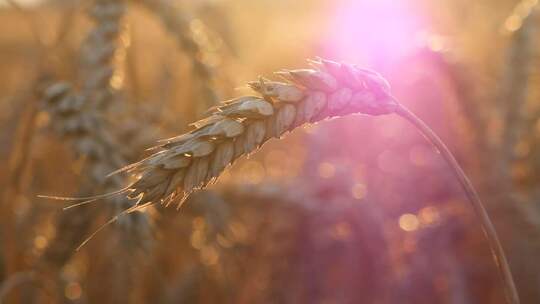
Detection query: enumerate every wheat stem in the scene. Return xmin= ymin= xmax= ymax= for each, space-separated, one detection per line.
xmin=395 ymin=104 xmax=520 ymax=304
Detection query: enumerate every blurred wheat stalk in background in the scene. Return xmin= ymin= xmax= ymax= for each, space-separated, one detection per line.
xmin=138 ymin=0 xmax=220 ymax=113
xmin=41 ymin=0 xmax=155 ymax=252
xmin=2 ymin=0 xmax=225 ymax=301
xmin=21 ymin=1 xmax=153 ymax=302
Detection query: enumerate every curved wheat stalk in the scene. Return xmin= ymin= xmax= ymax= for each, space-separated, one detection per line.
xmin=395 ymin=105 xmax=520 ymax=304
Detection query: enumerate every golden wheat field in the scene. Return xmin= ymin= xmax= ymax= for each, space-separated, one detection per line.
xmin=0 ymin=0 xmax=539 ymax=303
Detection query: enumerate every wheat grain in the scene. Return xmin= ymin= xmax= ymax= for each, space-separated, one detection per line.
xmin=115 ymin=58 xmax=396 ymax=209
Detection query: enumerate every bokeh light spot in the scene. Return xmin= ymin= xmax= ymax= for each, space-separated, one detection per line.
xmin=418 ymin=206 xmax=440 ymax=226
xmin=399 ymin=213 xmax=419 ymax=232
xmin=191 ymin=217 xmax=206 ymax=250
xmin=190 ymin=229 xmax=205 ymax=250
xmin=351 ymin=183 xmax=367 ymax=200
xmin=34 ymin=235 xmax=48 ymax=250
xmin=110 ymin=74 xmax=124 ymax=90
xmin=505 ymin=15 xmax=522 ymax=32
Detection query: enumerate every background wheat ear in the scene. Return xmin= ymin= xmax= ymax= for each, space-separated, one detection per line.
xmin=113 ymin=57 xmax=518 ymax=304
xmin=139 ymin=0 xmax=220 ymax=113
xmin=38 ymin=0 xmax=153 ymax=282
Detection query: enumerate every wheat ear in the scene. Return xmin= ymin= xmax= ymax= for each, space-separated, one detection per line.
xmin=115 ymin=58 xmax=396 ymax=208
xmin=113 ymin=57 xmax=518 ymax=304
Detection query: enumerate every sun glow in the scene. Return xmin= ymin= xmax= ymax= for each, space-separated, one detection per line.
xmin=325 ymin=0 xmax=424 ymax=64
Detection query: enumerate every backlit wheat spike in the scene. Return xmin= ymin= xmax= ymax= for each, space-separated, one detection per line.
xmin=119 ymin=59 xmax=397 ymax=209
xmin=139 ymin=0 xmax=219 ymax=110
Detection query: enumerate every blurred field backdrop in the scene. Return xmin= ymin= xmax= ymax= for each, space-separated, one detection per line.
xmin=0 ymin=0 xmax=539 ymax=303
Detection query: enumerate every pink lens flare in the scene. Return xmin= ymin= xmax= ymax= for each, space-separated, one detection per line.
xmin=323 ymin=0 xmax=427 ymax=66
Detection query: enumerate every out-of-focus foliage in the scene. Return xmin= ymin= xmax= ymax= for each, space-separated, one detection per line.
xmin=0 ymin=0 xmax=539 ymax=303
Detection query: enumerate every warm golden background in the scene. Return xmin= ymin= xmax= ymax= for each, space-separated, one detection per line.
xmin=0 ymin=0 xmax=539 ymax=303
